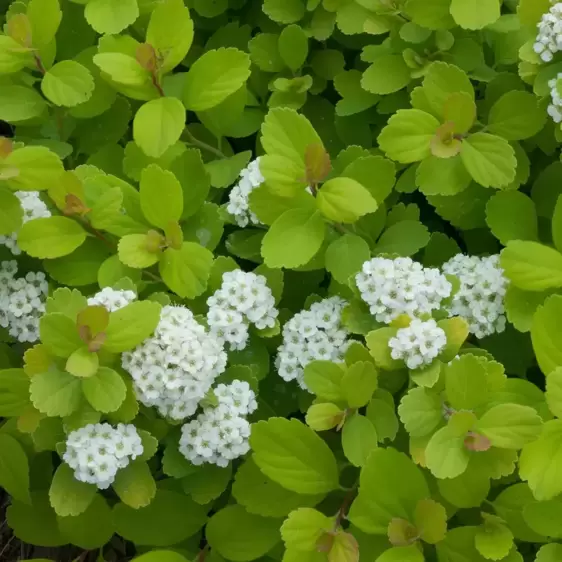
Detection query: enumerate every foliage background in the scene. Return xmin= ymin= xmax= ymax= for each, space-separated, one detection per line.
xmin=1 ymin=0 xmax=562 ymax=561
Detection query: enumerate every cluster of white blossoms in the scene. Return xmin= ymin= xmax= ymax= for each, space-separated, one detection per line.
xmin=122 ymin=305 xmax=227 ymax=420
xmin=0 ymin=191 xmax=51 ymax=255
xmin=548 ymin=74 xmax=562 ymax=123
xmin=442 ymin=254 xmax=508 ymax=339
xmin=87 ymin=287 xmax=136 ymax=312
xmin=356 ymin=257 xmax=452 ymax=324
xmin=534 ymin=2 xmax=562 ymax=63
xmin=388 ymin=318 xmax=447 ymax=370
xmin=0 ymin=261 xmax=48 ymax=343
xmin=179 ymin=380 xmax=257 ymax=467
xmin=227 ymin=158 xmax=264 ymax=227
xmin=207 ymin=270 xmax=278 ymax=350
xmin=276 ymin=296 xmax=350 ymax=389
xmin=63 ymin=423 xmax=143 ymax=489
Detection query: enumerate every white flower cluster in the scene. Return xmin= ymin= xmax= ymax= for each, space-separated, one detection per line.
xmin=442 ymin=254 xmax=508 ymax=339
xmin=389 ymin=318 xmax=447 ymax=370
xmin=179 ymin=380 xmax=257 ymax=467
xmin=548 ymin=74 xmax=562 ymax=123
xmin=356 ymin=257 xmax=452 ymax=324
xmin=0 ymin=191 xmax=51 ymax=255
xmin=122 ymin=305 xmax=227 ymax=420
xmin=534 ymin=2 xmax=562 ymax=63
xmin=63 ymin=423 xmax=143 ymax=489
xmin=87 ymin=287 xmax=136 ymax=312
xmin=227 ymin=158 xmax=264 ymax=227
xmin=207 ymin=270 xmax=278 ymax=350
xmin=0 ymin=261 xmax=48 ymax=343
xmin=276 ymin=296 xmax=350 ymax=389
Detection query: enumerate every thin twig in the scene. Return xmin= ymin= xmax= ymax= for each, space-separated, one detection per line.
xmin=184 ymin=128 xmax=226 ymax=159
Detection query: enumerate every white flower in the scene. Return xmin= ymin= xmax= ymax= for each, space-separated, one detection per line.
xmin=0 ymin=192 xmax=51 ymax=255
xmin=356 ymin=257 xmax=452 ymax=324
xmin=63 ymin=423 xmax=143 ymax=489
xmin=388 ymin=318 xmax=447 ymax=370
xmin=88 ymin=287 xmax=136 ymax=312
xmin=276 ymin=296 xmax=350 ymax=390
xmin=442 ymin=254 xmax=508 ymax=339
xmin=179 ymin=380 xmax=257 ymax=467
xmin=227 ymin=158 xmax=264 ymax=227
xmin=548 ymin=74 xmax=562 ymax=124
xmin=122 ymin=305 xmax=227 ymax=420
xmin=534 ymin=3 xmax=562 ymax=63
xmin=206 ymin=270 xmax=278 ymax=350
xmin=0 ymin=261 xmax=48 ymax=343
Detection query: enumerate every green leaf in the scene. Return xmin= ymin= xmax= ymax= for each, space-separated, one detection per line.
xmin=263 ymin=0 xmax=305 ymax=24
xmin=118 ymin=233 xmax=161 ymax=269
xmin=93 ymin=53 xmax=148 ymax=86
xmin=66 ymin=347 xmax=99 ymax=378
xmin=553 ymin=196 xmax=562 ymax=253
xmin=0 ymin=85 xmax=47 ymax=122
xmin=183 ymin=48 xmax=251 ymax=111
xmin=205 ymin=150 xmax=251 ymax=189
xmin=261 ymin=208 xmax=325 ymax=269
xmin=445 ymin=354 xmax=489 ymax=410
xmin=57 ymin=495 xmax=114 ymax=550
xmin=415 ymin=156 xmax=471 ymax=196
xmin=334 ymin=70 xmax=379 ymax=117
xmin=233 ymin=457 xmax=324 ymax=518
xmin=460 ymin=133 xmax=516 ymax=189
xmin=501 ymin=241 xmax=562 ymax=291
xmin=278 ymin=25 xmax=308 ymax=71
xmin=207 ymin=504 xmax=281 ymax=561
xmin=414 ymin=498 xmax=447 ymax=544
xmin=112 ymin=460 xmax=156 ymax=509
xmin=306 ymin=403 xmax=345 ymax=431
xmin=476 ymin=404 xmax=542 ymax=449
xmin=535 ymin=545 xmax=562 ymax=562
xmin=523 ymin=499 xmax=562 ymax=538
xmin=140 ymin=164 xmax=183 ymax=228
xmin=342 ymin=413 xmax=378 ymax=467
xmin=104 ymin=300 xmax=161 ymax=353
xmin=366 ymin=391 xmax=399 ymax=443
xmin=0 ymin=368 xmax=31 ymax=416
xmin=378 ymin=109 xmax=440 ymax=163
xmin=520 ymin=420 xmax=562 ymax=500
xmin=325 ymin=234 xmax=370 ymax=285
xmin=134 ymin=98 xmax=185 ymax=159
xmin=475 ymin=517 xmax=514 ymax=560
xmin=30 ymin=369 xmax=82 ymax=417
xmin=375 ymin=546 xmax=424 ymax=562
xmin=532 ymin=296 xmax=562 ymax=376
xmin=181 ymin=464 xmax=231 ymax=504
xmin=546 ymin=368 xmax=562 ymax=418
xmin=249 ymin=33 xmax=285 ymax=72
xmin=281 ymin=507 xmax=332 ymax=551
xmin=425 ymin=424 xmax=470 ymax=479
xmin=361 ymin=54 xmax=411 ymax=95
xmin=450 ymin=0 xmax=501 ymax=30
xmin=49 ymin=463 xmax=96 ymax=517
xmin=113 ymin=488 xmax=206 ymax=545
xmin=488 ymin=91 xmax=546 ymax=141
xmin=348 ymin=447 xmax=429 ymax=534
xmin=146 ymin=0 xmax=194 ymax=73
xmin=85 ymin=0 xmax=139 ymax=35
xmin=443 ymin=92 xmax=476 ymax=134
xmin=303 ymin=361 xmax=345 ymax=401
xmin=82 ymin=367 xmax=127 ymax=413
xmin=518 ymin=0 xmax=551 ymax=27
xmin=341 ymin=361 xmax=378 ymax=408
xmin=39 ymin=313 xmax=82 ymax=357
xmin=27 ymin=0 xmax=62 ymax=48
xmin=7 ymin=492 xmax=65 ymax=547
xmin=342 ymin=155 xmax=396 ymax=202
xmin=159 ymin=242 xmax=214 ymax=298
xmin=250 ymin=417 xmax=339 ymax=494
xmin=485 ymin=191 xmax=538 ymax=245
xmin=3 ymin=146 xmax=64 ymax=192
xmin=422 ymin=62 xmax=474 ymax=118
xmin=132 ymin=552 xmax=190 ymax=562
xmin=41 ymin=61 xmax=94 ymax=107
xmin=375 ymin=220 xmax=430 ymax=257
xmin=18 ymin=216 xmax=86 ymax=259
xmin=317 ymin=177 xmax=378 ymax=223
xmin=0 ymin=433 xmax=30 ymax=504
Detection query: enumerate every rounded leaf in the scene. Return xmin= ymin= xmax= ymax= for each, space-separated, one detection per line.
xmin=41 ymin=61 xmax=95 ymax=107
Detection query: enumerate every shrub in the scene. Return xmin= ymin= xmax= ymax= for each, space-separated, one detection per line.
xmin=0 ymin=0 xmax=560 ymax=561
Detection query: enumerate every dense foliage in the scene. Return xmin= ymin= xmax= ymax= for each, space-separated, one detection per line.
xmin=2 ymin=0 xmax=562 ymax=561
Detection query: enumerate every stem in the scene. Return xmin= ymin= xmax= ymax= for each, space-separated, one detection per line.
xmin=197 ymin=545 xmax=210 ymax=562
xmin=151 ymin=72 xmax=165 ymax=97
xmin=184 ymin=128 xmax=226 ymax=159
xmin=333 ymin=485 xmax=357 ymax=532
xmin=33 ymin=52 xmax=46 ymax=75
